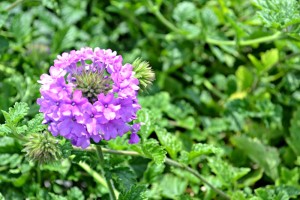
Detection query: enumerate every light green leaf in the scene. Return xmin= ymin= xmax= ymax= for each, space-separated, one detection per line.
xmin=286 ymin=107 xmax=300 ymax=156
xmin=142 ymin=139 xmax=166 ymax=165
xmin=66 ymin=187 xmax=84 ymax=200
xmin=159 ymin=174 xmax=188 ymax=199
xmin=208 ymin=157 xmax=250 ymax=187
xmin=236 ymin=66 xmax=254 ymax=91
xmin=1 ymin=102 xmax=29 ymax=125
xmin=172 ymin=1 xmax=197 ymax=22
xmin=231 ymin=135 xmax=280 ymax=180
xmin=155 ymin=127 xmax=182 ymax=159
xmin=187 ymin=143 xmax=222 ymax=161
xmin=26 ymin=113 xmax=46 ymax=134
xmin=118 ymin=185 xmax=147 ymax=200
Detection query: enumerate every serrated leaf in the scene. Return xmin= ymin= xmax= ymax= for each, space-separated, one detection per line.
xmin=172 ymin=1 xmax=197 ymax=22
xmin=1 ymin=102 xmax=29 ymax=125
xmin=26 ymin=113 xmax=46 ymax=134
xmin=142 ymin=139 xmax=166 ymax=165
xmin=155 ymin=127 xmax=182 ymax=159
xmin=208 ymin=157 xmax=250 ymax=187
xmin=231 ymin=135 xmax=280 ymax=180
xmin=118 ymin=185 xmax=147 ymax=200
xmin=66 ymin=187 xmax=84 ymax=200
xmin=0 ymin=125 xmax=11 ymax=136
xmin=111 ymin=167 xmax=137 ymax=193
xmin=187 ymin=143 xmax=222 ymax=161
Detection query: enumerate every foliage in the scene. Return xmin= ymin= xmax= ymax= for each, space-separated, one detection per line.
xmin=0 ymin=0 xmax=300 ymax=199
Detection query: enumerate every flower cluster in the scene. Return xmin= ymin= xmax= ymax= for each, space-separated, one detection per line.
xmin=37 ymin=48 xmax=141 ymax=148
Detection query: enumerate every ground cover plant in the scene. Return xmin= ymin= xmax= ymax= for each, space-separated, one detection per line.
xmin=0 ymin=0 xmax=300 ymax=199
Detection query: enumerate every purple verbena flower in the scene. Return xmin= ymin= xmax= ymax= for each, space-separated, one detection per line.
xmin=37 ymin=47 xmax=142 ymax=148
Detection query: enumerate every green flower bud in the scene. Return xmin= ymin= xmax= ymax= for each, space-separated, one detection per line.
xmin=132 ymin=58 xmax=155 ymax=90
xmin=23 ymin=132 xmax=62 ymax=164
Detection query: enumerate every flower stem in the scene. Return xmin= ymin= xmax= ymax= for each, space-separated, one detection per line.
xmin=100 ymin=148 xmax=230 ymax=200
xmin=147 ymin=0 xmax=282 ymax=47
xmin=5 ymin=0 xmax=24 ymax=11
xmin=95 ymin=145 xmax=117 ymax=200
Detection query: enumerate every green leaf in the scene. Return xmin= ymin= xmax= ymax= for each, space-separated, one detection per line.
xmin=0 ymin=192 xmax=4 ymax=200
xmin=66 ymin=187 xmax=84 ymax=200
xmin=118 ymin=185 xmax=147 ymax=200
xmin=26 ymin=113 xmax=46 ymax=134
xmin=231 ymin=135 xmax=280 ymax=180
xmin=142 ymin=139 xmax=166 ymax=165
xmin=236 ymin=66 xmax=254 ymax=91
xmin=208 ymin=157 xmax=250 ymax=187
xmin=286 ymin=107 xmax=300 ymax=156
xmin=49 ymin=193 xmax=68 ymax=200
xmin=1 ymin=102 xmax=29 ymax=125
xmin=111 ymin=167 xmax=137 ymax=193
xmin=0 ymin=137 xmax=18 ymax=153
xmin=260 ymin=49 xmax=279 ymax=73
xmin=186 ymin=143 xmax=222 ymax=162
xmin=255 ymin=187 xmax=289 ymax=200
xmin=254 ymin=0 xmax=300 ymax=29
xmin=11 ymin=13 xmax=32 ymax=45
xmin=143 ymin=161 xmax=165 ymax=183
xmin=155 ymin=127 xmax=182 ymax=159
xmin=51 ymin=26 xmax=78 ymax=53
xmin=136 ymin=109 xmax=158 ymax=139
xmin=159 ymin=174 xmax=188 ymax=199
xmin=172 ymin=1 xmax=197 ymax=23
xmin=0 ymin=125 xmax=11 ymax=136
xmin=0 ymin=36 xmax=8 ymax=53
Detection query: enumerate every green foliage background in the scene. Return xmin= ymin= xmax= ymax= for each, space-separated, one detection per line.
xmin=0 ymin=0 xmax=300 ymax=199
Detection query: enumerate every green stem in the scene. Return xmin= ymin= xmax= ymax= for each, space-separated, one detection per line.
xmin=78 ymin=162 xmax=107 ymax=188
xmin=147 ymin=0 xmax=282 ymax=47
xmin=5 ymin=0 xmax=24 ymax=11
xmin=206 ymin=32 xmax=283 ymax=46
xmin=96 ymin=146 xmax=117 ymax=200
xmin=101 ymin=148 xmax=230 ymax=200
xmin=147 ymin=0 xmax=181 ymax=33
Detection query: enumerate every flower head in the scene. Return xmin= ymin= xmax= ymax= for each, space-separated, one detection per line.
xmin=37 ymin=47 xmax=142 ymax=148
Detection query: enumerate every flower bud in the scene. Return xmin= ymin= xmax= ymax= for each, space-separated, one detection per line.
xmin=132 ymin=58 xmax=155 ymax=90
xmin=23 ymin=132 xmax=62 ymax=164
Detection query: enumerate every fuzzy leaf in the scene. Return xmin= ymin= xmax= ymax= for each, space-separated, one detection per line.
xmin=231 ymin=135 xmax=280 ymax=180
xmin=26 ymin=113 xmax=46 ymax=134
xmin=111 ymin=167 xmax=137 ymax=193
xmin=66 ymin=187 xmax=84 ymax=200
xmin=155 ymin=127 xmax=182 ymax=159
xmin=118 ymin=185 xmax=147 ymax=200
xmin=1 ymin=102 xmax=29 ymax=126
xmin=142 ymin=139 xmax=166 ymax=165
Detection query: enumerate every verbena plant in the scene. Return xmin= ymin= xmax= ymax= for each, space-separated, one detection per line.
xmin=0 ymin=0 xmax=300 ymax=199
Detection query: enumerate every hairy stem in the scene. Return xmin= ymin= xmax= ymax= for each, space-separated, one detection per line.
xmin=101 ymin=148 xmax=230 ymax=200
xmin=96 ymin=146 xmax=117 ymax=200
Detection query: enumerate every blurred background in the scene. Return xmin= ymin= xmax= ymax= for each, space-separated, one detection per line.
xmin=0 ymin=0 xmax=300 ymax=199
